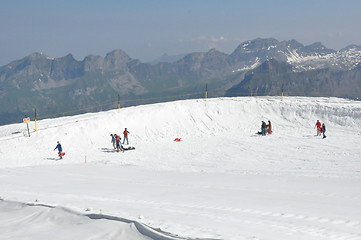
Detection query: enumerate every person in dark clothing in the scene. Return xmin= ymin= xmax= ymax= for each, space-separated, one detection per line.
xmin=322 ymin=123 xmax=327 ymax=138
xmin=54 ymin=141 xmax=63 ymax=159
xmin=261 ymin=121 xmax=267 ymax=136
xmin=110 ymin=134 xmax=116 ymax=149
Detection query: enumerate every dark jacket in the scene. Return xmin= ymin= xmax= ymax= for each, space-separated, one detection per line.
xmin=54 ymin=143 xmax=62 ymax=152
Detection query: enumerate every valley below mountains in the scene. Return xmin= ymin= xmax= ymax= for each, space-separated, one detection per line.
xmin=1 ymin=38 xmax=361 ymax=125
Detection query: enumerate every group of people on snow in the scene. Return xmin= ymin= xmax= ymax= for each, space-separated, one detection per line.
xmin=110 ymin=128 xmax=130 ymax=152
xmin=54 ymin=119 xmax=328 ymax=159
xmin=315 ymin=120 xmax=327 ymax=138
xmin=259 ymin=120 xmax=272 ymax=136
xmin=258 ymin=120 xmax=327 ymax=139
xmin=53 ymin=128 xmax=131 ymax=159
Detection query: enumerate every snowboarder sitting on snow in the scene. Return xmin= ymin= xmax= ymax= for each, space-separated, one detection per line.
xmin=54 ymin=141 xmax=63 ymax=159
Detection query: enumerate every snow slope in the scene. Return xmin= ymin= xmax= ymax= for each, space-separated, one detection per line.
xmin=0 ymin=97 xmax=361 ymax=240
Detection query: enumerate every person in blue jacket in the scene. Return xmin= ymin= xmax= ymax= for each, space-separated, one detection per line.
xmin=322 ymin=123 xmax=327 ymax=139
xmin=54 ymin=141 xmax=63 ymax=159
xmin=110 ymin=134 xmax=116 ymax=149
xmin=261 ymin=121 xmax=267 ymax=136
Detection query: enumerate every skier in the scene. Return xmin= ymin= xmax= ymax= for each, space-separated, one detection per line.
xmin=261 ymin=121 xmax=267 ymax=136
xmin=123 ymin=128 xmax=130 ymax=145
xmin=110 ymin=134 xmax=116 ymax=149
xmin=54 ymin=141 xmax=63 ymax=159
xmin=267 ymin=120 xmax=272 ymax=134
xmin=315 ymin=120 xmax=322 ymax=136
xmin=322 ymin=123 xmax=327 ymax=139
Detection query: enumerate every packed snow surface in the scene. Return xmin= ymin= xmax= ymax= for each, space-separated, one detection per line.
xmin=0 ymin=96 xmax=361 ymax=240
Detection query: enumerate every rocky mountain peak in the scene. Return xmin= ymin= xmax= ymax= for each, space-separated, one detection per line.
xmin=50 ymin=54 xmax=83 ymax=80
xmin=204 ymin=48 xmax=227 ymax=58
xmin=62 ymin=53 xmax=76 ymax=60
xmin=238 ymin=38 xmax=280 ymax=51
xmin=6 ymin=52 xmax=52 ymax=77
xmin=302 ymin=42 xmax=334 ymax=54
xmin=27 ymin=52 xmax=50 ymax=61
xmin=83 ymin=55 xmax=104 ymax=71
xmin=258 ymin=58 xmax=293 ymax=73
xmin=104 ymin=49 xmax=131 ymax=70
xmin=279 ymin=39 xmax=304 ymax=50
xmin=341 ymin=44 xmax=361 ymax=51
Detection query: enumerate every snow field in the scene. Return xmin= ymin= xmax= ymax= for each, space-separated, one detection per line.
xmin=0 ymin=96 xmax=360 ymax=240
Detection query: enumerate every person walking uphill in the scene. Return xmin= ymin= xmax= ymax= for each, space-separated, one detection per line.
xmin=54 ymin=141 xmax=63 ymax=159
xmin=315 ymin=120 xmax=322 ymax=136
xmin=123 ymin=128 xmax=130 ymax=145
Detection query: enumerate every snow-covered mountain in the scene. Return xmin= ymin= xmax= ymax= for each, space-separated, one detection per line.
xmin=230 ymin=38 xmax=361 ymax=72
xmin=1 ymin=97 xmax=361 ymax=240
xmin=285 ymin=44 xmax=361 ymax=71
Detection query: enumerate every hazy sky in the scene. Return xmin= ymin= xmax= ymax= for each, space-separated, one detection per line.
xmin=1 ymin=0 xmax=361 ymax=66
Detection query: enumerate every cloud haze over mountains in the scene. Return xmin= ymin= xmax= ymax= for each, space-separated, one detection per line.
xmin=1 ymin=0 xmax=361 ymax=66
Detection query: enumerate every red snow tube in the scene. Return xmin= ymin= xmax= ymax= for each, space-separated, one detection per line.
xmin=59 ymin=152 xmax=66 ymax=157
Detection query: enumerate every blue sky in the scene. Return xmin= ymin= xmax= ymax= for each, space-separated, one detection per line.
xmin=1 ymin=0 xmax=360 ymax=66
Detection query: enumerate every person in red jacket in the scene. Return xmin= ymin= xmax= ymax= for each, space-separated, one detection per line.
xmin=267 ymin=120 xmax=272 ymax=134
xmin=315 ymin=120 xmax=322 ymax=136
xmin=115 ymin=134 xmax=124 ymax=152
xmin=123 ymin=128 xmax=130 ymax=145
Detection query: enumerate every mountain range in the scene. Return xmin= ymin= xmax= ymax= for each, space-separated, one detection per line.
xmin=1 ymin=38 xmax=361 ymax=125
